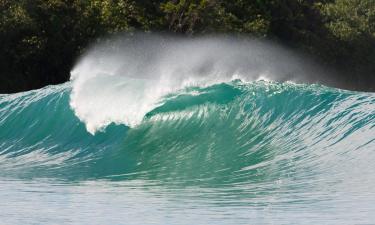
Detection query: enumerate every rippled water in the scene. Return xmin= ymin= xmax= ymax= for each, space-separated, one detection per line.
xmin=1 ymin=178 xmax=375 ymax=224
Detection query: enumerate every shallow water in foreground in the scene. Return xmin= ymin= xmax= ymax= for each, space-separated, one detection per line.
xmin=1 ymin=178 xmax=374 ymax=224
xmin=1 ymin=81 xmax=375 ymax=224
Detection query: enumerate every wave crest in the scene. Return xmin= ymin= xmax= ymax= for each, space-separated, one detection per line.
xmin=70 ymin=34 xmax=329 ymax=133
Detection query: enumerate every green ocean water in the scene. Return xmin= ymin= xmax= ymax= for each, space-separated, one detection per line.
xmin=1 ymin=80 xmax=375 ymax=224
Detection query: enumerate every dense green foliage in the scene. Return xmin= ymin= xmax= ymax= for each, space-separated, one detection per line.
xmin=1 ymin=0 xmax=375 ymax=92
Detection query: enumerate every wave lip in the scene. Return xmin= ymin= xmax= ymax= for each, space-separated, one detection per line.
xmin=70 ymin=34 xmax=331 ymax=134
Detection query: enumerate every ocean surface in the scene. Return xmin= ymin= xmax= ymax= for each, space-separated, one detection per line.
xmin=1 ymin=80 xmax=375 ymax=224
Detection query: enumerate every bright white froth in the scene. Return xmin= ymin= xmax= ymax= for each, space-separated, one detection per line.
xmin=70 ymin=34 xmax=327 ymax=134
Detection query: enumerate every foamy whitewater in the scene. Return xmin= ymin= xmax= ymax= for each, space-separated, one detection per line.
xmin=70 ymin=35 xmax=330 ymax=133
xmin=1 ymin=35 xmax=375 ymax=224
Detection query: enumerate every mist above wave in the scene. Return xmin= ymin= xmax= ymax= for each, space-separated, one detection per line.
xmin=70 ymin=33 xmax=330 ymax=134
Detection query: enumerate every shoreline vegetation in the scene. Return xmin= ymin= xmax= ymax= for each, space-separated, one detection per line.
xmin=1 ymin=0 xmax=375 ymax=93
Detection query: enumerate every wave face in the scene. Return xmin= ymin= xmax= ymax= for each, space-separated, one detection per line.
xmin=1 ymin=81 xmax=374 ymax=181
xmin=1 ymin=81 xmax=375 ymax=224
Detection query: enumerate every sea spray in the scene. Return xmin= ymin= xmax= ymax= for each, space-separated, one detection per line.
xmin=70 ymin=34 xmax=330 ymax=133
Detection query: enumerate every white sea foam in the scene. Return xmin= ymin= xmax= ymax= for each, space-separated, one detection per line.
xmin=70 ymin=34 xmax=328 ymax=134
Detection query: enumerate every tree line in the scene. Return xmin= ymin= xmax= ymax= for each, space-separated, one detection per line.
xmin=1 ymin=0 xmax=375 ymax=92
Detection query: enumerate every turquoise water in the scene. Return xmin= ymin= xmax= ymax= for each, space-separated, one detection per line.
xmin=1 ymin=81 xmax=375 ymax=224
